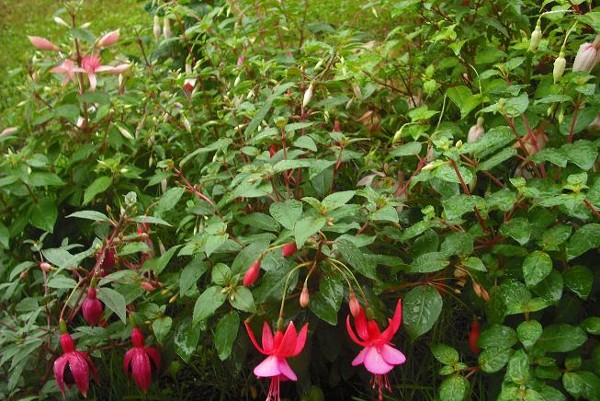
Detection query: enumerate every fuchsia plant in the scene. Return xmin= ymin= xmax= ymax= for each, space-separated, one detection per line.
xmin=53 ymin=333 xmax=98 ymax=398
xmin=124 ymin=328 xmax=162 ymax=392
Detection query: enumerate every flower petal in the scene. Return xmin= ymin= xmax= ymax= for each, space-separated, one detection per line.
xmin=278 ymin=322 xmax=298 ymax=357
xmin=253 ymin=355 xmax=281 ymax=378
xmin=291 ymin=323 xmax=308 ymax=357
xmin=277 ymin=358 xmax=297 ymax=381
xmin=363 ymin=346 xmax=394 ymax=375
xmin=261 ymin=322 xmax=274 ymax=354
xmin=346 ymin=315 xmax=367 ymax=347
xmin=245 ymin=322 xmax=266 ymax=354
xmin=145 ymin=346 xmax=161 ymax=372
xmin=351 ymin=347 xmax=368 ymax=367
xmin=382 ymin=299 xmax=402 ymax=341
xmin=354 ymin=308 xmax=370 ymax=341
xmin=53 ymin=355 xmax=68 ymax=396
xmin=380 ymin=344 xmax=406 ymax=366
xmin=66 ymin=352 xmax=90 ymax=396
xmin=88 ymin=73 xmax=97 ymax=91
xmin=131 ymin=349 xmax=152 ymax=392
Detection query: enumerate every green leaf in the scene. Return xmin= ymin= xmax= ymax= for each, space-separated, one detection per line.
xmin=463 ymin=257 xmax=487 ymax=272
xmin=442 ymin=195 xmax=486 ymax=220
xmin=179 ymin=257 xmax=208 ymax=298
xmin=174 ymin=318 xmax=201 ymax=363
xmin=523 ymin=251 xmax=552 ymax=287
xmin=566 ymin=224 xmax=600 ymax=260
xmin=517 ymin=320 xmax=542 ymax=349
xmin=119 ymin=242 xmax=151 ymax=256
xmin=391 ymin=142 xmax=422 ymax=157
xmin=83 ymin=176 xmax=112 ymax=205
xmin=152 ymin=316 xmax=172 ymax=344
xmin=463 ymin=126 xmax=514 ymax=159
xmin=27 ymin=172 xmax=65 ymax=187
xmin=403 ymin=285 xmax=443 ymax=340
xmin=214 ymin=311 xmax=240 ymax=361
xmin=30 ymin=198 xmax=57 ymax=233
xmin=322 ymin=191 xmax=356 ymax=211
xmin=193 ymin=286 xmax=226 ymax=325
xmin=244 ymin=82 xmax=295 ymax=139
xmin=478 ymin=347 xmax=513 ymax=373
xmin=146 ymin=246 xmax=181 ymax=275
xmin=229 ymin=286 xmax=255 ymax=312
xmin=439 ymin=375 xmax=469 ymax=401
xmin=309 ymin=290 xmax=339 ymax=325
xmin=47 ymin=276 xmax=78 ymax=289
xmin=500 ymin=217 xmax=531 ymax=245
xmin=563 ymin=265 xmax=593 ymax=300
xmin=536 ymin=324 xmax=587 ymax=352
xmin=156 ymin=187 xmax=185 ymax=215
xmin=581 ymin=317 xmax=600 ymax=335
xmin=335 ymin=239 xmax=377 ymax=280
xmin=447 ymin=85 xmax=481 ymax=119
xmin=294 ymin=216 xmax=326 ymax=247
xmin=478 ymin=147 xmax=517 ymax=171
xmin=507 ymin=349 xmax=530 ymax=385
xmin=478 ymin=325 xmax=518 ymax=349
xmin=431 ymin=344 xmax=460 ymax=365
xmin=502 ymin=93 xmax=529 ymax=117
xmin=211 ymin=263 xmax=232 ymax=286
xmin=563 ymin=371 xmax=600 ymax=401
xmin=541 ymin=225 xmax=572 ymax=251
xmin=269 ymin=200 xmax=303 ymax=230
xmin=0 ymin=222 xmax=8 ymax=249
xmin=96 ymin=287 xmax=127 ymax=324
xmin=530 ymin=148 xmax=568 ymax=168
xmin=130 ymin=215 xmax=172 ymax=227
xmin=66 ymin=210 xmax=111 ymax=222
xmin=563 ymin=140 xmax=598 ymax=171
xmin=410 ymin=252 xmax=449 ymax=273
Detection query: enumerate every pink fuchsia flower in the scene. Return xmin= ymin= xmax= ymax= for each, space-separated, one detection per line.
xmin=97 ymin=29 xmax=120 ymax=48
xmin=81 ymin=287 xmax=103 ymax=327
xmin=245 ymin=320 xmax=309 ymax=401
xmin=124 ymin=328 xmax=161 ymax=392
xmin=50 ymin=59 xmax=78 ymax=86
xmin=346 ymin=299 xmax=406 ymax=401
xmin=243 ymin=259 xmax=261 ymax=287
xmin=53 ymin=333 xmax=98 ymax=398
xmin=281 ymin=242 xmax=297 ymax=258
xmin=28 ymin=36 xmax=60 ymax=51
xmin=74 ymin=55 xmax=115 ymax=91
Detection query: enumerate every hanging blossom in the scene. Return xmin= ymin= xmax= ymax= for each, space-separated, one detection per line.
xmin=50 ymin=59 xmax=78 ymax=86
xmin=53 ymin=333 xmax=98 ymax=398
xmin=245 ymin=320 xmax=308 ymax=401
xmin=346 ymin=299 xmax=406 ymax=401
xmin=123 ymin=328 xmax=161 ymax=392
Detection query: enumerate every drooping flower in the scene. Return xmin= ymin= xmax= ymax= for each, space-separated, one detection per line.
xmin=243 ymin=259 xmax=261 ymax=287
xmin=153 ymin=16 xmax=161 ymax=41
xmin=124 ymin=328 xmax=161 ymax=392
xmin=281 ymin=242 xmax=297 ymax=258
xmin=299 ymin=284 xmax=310 ymax=308
xmin=467 ymin=117 xmax=485 ymax=143
xmin=572 ymin=42 xmax=599 ymax=73
xmin=81 ymin=287 xmax=103 ymax=327
xmin=74 ymin=55 xmax=115 ymax=91
xmin=53 ymin=333 xmax=98 ymax=398
xmin=346 ymin=299 xmax=406 ymax=401
xmin=469 ymin=320 xmax=481 ymax=355
xmin=245 ymin=320 xmax=309 ymax=401
xmin=28 ymin=36 xmax=60 ymax=51
xmin=97 ymin=29 xmax=120 ymax=48
xmin=528 ymin=22 xmax=542 ymax=53
xmin=50 ymin=59 xmax=78 ymax=86
xmin=553 ymin=52 xmax=566 ymax=83
xmin=302 ymin=83 xmax=314 ymax=108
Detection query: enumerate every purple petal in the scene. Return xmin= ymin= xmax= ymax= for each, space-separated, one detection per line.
xmin=381 ymin=344 xmax=406 ymax=366
xmin=351 ymin=347 xmax=368 ymax=367
xmin=254 ymin=355 xmax=281 ymax=378
xmin=363 ymin=346 xmax=394 ymax=375
xmin=277 ymin=358 xmax=297 ymax=381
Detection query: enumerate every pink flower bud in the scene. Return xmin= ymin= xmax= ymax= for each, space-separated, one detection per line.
xmin=299 ymin=284 xmax=310 ymax=308
xmin=237 ymin=55 xmax=245 ymax=67
xmin=28 ymin=36 xmax=60 ymax=52
xmin=97 ymin=29 xmax=120 ymax=48
xmin=243 ymin=259 xmax=261 ymax=287
xmin=572 ymin=43 xmax=598 ymax=73
xmin=467 ymin=117 xmax=485 ymax=143
xmin=281 ymin=242 xmax=297 ymax=258
xmin=349 ymin=291 xmax=362 ymax=318
xmin=39 ymin=262 xmax=52 ymax=272
xmin=553 ymin=52 xmax=566 ymax=83
xmin=82 ymin=287 xmax=103 ymax=326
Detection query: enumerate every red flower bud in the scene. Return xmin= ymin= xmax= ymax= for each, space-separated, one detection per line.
xmin=349 ymin=291 xmax=362 ymax=318
xmin=300 ymin=284 xmax=310 ymax=308
xmin=282 ymin=242 xmax=297 ymax=258
xmin=469 ymin=320 xmax=481 ymax=355
xmin=82 ymin=287 xmax=103 ymax=327
xmin=269 ymin=144 xmax=279 ymax=158
xmin=243 ymin=259 xmax=261 ymax=287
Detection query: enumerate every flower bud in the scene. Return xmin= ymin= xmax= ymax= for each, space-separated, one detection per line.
xmin=141 ymin=281 xmax=156 ymax=292
xmin=572 ymin=42 xmax=598 ymax=73
xmin=269 ymin=144 xmax=279 ymax=158
xmin=469 ymin=320 xmax=481 ymax=354
xmin=237 ymin=55 xmax=245 ymax=68
xmin=163 ymin=17 xmax=172 ymax=39
xmin=153 ymin=16 xmax=161 ymax=40
xmin=299 ymin=284 xmax=310 ymax=308
xmin=352 ymin=83 xmax=362 ymax=99
xmin=349 ymin=291 xmax=362 ymax=318
xmin=39 ymin=262 xmax=52 ymax=272
xmin=281 ymin=242 xmax=297 ymax=258
xmin=82 ymin=287 xmax=103 ymax=327
xmin=302 ymin=83 xmax=314 ymax=108
xmin=28 ymin=36 xmax=60 ymax=52
xmin=97 ymin=29 xmax=120 ymax=48
xmin=243 ymin=259 xmax=261 ymax=287
xmin=183 ymin=78 xmax=196 ymax=95
xmin=53 ymin=17 xmax=70 ymax=27
xmin=553 ymin=52 xmax=566 ymax=83
xmin=528 ymin=22 xmax=542 ymax=53
xmin=467 ymin=117 xmax=484 ymax=143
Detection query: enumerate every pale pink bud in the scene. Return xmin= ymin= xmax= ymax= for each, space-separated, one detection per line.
xmin=28 ymin=36 xmax=60 ymax=52
xmin=39 ymin=262 xmax=52 ymax=272
xmin=553 ymin=52 xmax=566 ymax=83
xmin=299 ymin=284 xmax=310 ymax=308
xmin=572 ymin=43 xmax=598 ymax=73
xmin=163 ymin=18 xmax=172 ymax=39
xmin=237 ymin=55 xmax=245 ymax=67
xmin=349 ymin=291 xmax=362 ymax=318
xmin=467 ymin=117 xmax=485 ymax=143
xmin=302 ymin=83 xmax=314 ymax=108
xmin=153 ymin=16 xmax=161 ymax=40
xmin=97 ymin=29 xmax=120 ymax=48
xmin=243 ymin=260 xmax=261 ymax=287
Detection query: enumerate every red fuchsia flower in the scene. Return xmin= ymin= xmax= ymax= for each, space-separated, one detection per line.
xmin=346 ymin=299 xmax=406 ymax=401
xmin=124 ymin=328 xmax=161 ymax=392
xmin=97 ymin=29 xmax=120 ymax=48
xmin=469 ymin=320 xmax=481 ymax=355
xmin=183 ymin=78 xmax=197 ymax=95
xmin=244 ymin=259 xmax=262 ymax=287
xmin=51 ymin=59 xmax=78 ymax=86
xmin=28 ymin=35 xmax=60 ymax=51
xmin=281 ymin=242 xmax=297 ymax=258
xmin=81 ymin=287 xmax=103 ymax=327
xmin=269 ymin=144 xmax=279 ymax=158
xmin=53 ymin=333 xmax=98 ymax=398
xmin=245 ymin=320 xmax=309 ymax=401
xmin=74 ymin=55 xmax=115 ymax=91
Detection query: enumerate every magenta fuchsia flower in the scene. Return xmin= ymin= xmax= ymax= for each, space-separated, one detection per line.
xmin=346 ymin=299 xmax=406 ymax=401
xmin=81 ymin=287 xmax=103 ymax=327
xmin=124 ymin=328 xmax=161 ymax=392
xmin=50 ymin=59 xmax=78 ymax=86
xmin=53 ymin=333 xmax=98 ymax=398
xmin=245 ymin=321 xmax=309 ymax=401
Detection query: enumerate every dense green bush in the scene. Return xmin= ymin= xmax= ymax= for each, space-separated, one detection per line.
xmin=1 ymin=0 xmax=600 ymax=400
